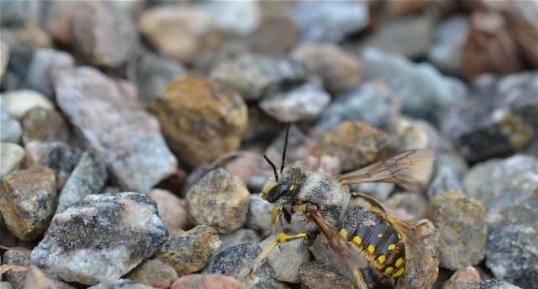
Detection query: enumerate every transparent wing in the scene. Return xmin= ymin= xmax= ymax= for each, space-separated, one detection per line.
xmin=337 ymin=149 xmax=435 ymax=190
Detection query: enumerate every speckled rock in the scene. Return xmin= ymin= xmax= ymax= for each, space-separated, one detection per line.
xmin=210 ymin=53 xmax=309 ymax=101
xmin=260 ymin=233 xmax=310 ymax=283
xmin=170 ymin=274 xmax=243 ymax=289
xmin=30 ymin=192 xmax=168 ymax=285
xmin=0 ymin=166 xmax=55 ymax=241
xmin=150 ymin=74 xmax=247 ymax=168
xmin=442 ymin=72 xmax=537 ymax=163
xmin=315 ymin=121 xmax=397 ymax=172
xmin=299 ymin=262 xmax=354 ymax=289
xmin=186 ymin=168 xmax=250 ymax=233
xmin=259 ymin=80 xmax=330 ymax=122
xmin=87 ymin=280 xmax=153 ymax=289
xmin=426 ymin=190 xmax=487 ymax=269
xmin=56 ymin=151 xmax=106 ymax=213
xmin=203 ymin=243 xmax=278 ymax=289
xmin=315 ymin=81 xmax=401 ymax=132
xmin=156 ymin=225 xmax=221 ymax=275
xmin=249 ymin=17 xmax=298 ymax=55
xmin=125 ymin=259 xmax=178 ymax=289
xmin=443 ymin=266 xmax=482 ymax=289
xmin=291 ymin=1 xmax=369 ymax=43
xmin=24 ymin=141 xmax=81 ymax=190
xmin=477 ymin=279 xmax=522 ymax=289
xmin=3 ymin=248 xmax=31 ymax=289
xmin=428 ymin=15 xmax=470 ymax=75
xmin=291 ymin=44 xmax=360 ymax=93
xmin=0 ymin=143 xmax=24 ymax=180
xmin=221 ymin=229 xmax=260 ymax=251
xmin=23 ymin=265 xmax=75 ymax=289
xmin=2 ymin=90 xmax=53 ymax=119
xmin=386 ymin=192 xmax=428 ymax=221
xmin=55 ymin=67 xmax=177 ymax=193
xmin=246 ymin=194 xmax=276 ymax=235
xmin=427 ymin=153 xmax=467 ymax=200
xmin=21 ymin=108 xmax=70 ymax=144
xmin=147 ymin=189 xmax=188 ymax=233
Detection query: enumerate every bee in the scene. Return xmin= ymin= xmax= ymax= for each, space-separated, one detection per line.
xmin=252 ymin=123 xmax=435 ymax=289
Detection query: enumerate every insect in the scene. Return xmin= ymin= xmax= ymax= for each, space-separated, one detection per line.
xmin=253 ymin=123 xmax=435 ymax=289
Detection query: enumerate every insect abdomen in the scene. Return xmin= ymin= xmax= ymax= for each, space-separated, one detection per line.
xmin=339 ymin=207 xmax=406 ymax=279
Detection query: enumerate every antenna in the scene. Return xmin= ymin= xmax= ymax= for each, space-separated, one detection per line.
xmin=281 ymin=121 xmax=290 ymax=174
xmin=264 ymin=154 xmax=278 ymax=181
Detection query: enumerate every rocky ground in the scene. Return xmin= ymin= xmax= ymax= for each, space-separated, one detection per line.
xmin=0 ymin=1 xmax=537 ymax=289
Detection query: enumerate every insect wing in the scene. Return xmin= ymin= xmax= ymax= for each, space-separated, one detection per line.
xmin=337 ymin=149 xmax=435 ymax=190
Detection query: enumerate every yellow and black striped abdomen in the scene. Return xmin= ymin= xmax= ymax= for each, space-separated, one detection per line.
xmin=339 ymin=207 xmax=406 ymax=280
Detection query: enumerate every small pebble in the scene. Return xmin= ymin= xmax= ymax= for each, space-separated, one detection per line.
xmin=21 ymin=108 xmax=70 ymax=144
xmin=427 ymin=153 xmax=467 ymax=200
xmin=260 ymin=233 xmax=310 ymax=283
xmin=170 ymin=274 xmax=243 ymax=289
xmin=156 ymin=225 xmax=221 ymax=275
xmin=87 ymin=280 xmax=153 ymax=289
xmin=428 ymin=15 xmax=470 ymax=75
xmin=249 ymin=17 xmax=299 ymax=55
xmin=299 ymin=262 xmax=354 ymax=289
xmin=246 ymin=194 xmax=276 ymax=235
xmin=186 ymin=168 xmax=250 ymax=233
xmin=220 ymin=229 xmax=260 ymax=251
xmin=147 ymin=189 xmax=188 ymax=232
xmin=0 ymin=99 xmax=22 ymax=143
xmin=3 ymin=248 xmax=31 ymax=289
xmin=2 ymin=90 xmax=53 ymax=119
xmin=443 ymin=266 xmax=482 ymax=289
xmin=477 ymin=279 xmax=522 ymax=289
xmin=125 ymin=259 xmax=178 ymax=289
xmin=0 ymin=166 xmax=56 ymax=241
xmin=386 ymin=192 xmax=428 ymax=220
xmin=23 ymin=265 xmax=75 ymax=289
xmin=24 ymin=49 xmax=74 ymax=99
xmin=0 ymin=40 xmax=8 ymax=82
xmin=0 ymin=143 xmax=25 ymax=180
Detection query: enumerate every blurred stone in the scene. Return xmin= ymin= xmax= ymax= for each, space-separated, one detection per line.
xmin=362 ymin=48 xmax=467 ymax=124
xmin=24 ymin=141 xmax=81 ymax=190
xmin=427 ymin=153 xmax=467 ymax=200
xmin=211 ymin=53 xmax=310 ymax=101
xmin=463 ymin=12 xmax=522 ymax=80
xmin=194 ymin=38 xmax=250 ymax=74
xmin=132 ymin=51 xmax=185 ymax=105
xmin=246 ymin=193 xmax=275 ymax=235
xmin=7 ymin=22 xmax=52 ymax=49
xmin=25 ymin=49 xmax=74 ymax=99
xmin=300 ymin=261 xmax=354 ymax=289
xmin=386 ymin=192 xmax=428 ymax=220
xmin=0 ymin=166 xmax=55 ymax=241
xmin=394 ymin=117 xmax=453 ymax=153
xmin=1 ymin=31 xmax=34 ymax=92
xmin=56 ymin=67 xmax=177 ymax=193
xmin=186 ymin=168 xmax=250 ymax=233
xmin=87 ymin=280 xmax=153 ymax=289
xmin=249 ymin=17 xmax=298 ymax=55
xmin=316 ymin=81 xmax=401 ymax=132
xmin=443 ymin=266 xmax=482 ymax=289
xmin=0 ymin=98 xmax=22 ymax=143
xmin=30 ymin=192 xmax=168 ymax=285
xmin=260 ymin=233 xmax=310 ymax=283
xmin=386 ymin=0 xmax=432 ymax=16
xmin=150 ymin=74 xmax=247 ymax=168
xmin=147 ymin=189 xmax=188 ymax=232
xmin=0 ymin=282 xmax=12 ymax=289
xmin=0 ymin=1 xmax=34 ymax=26
xmin=2 ymin=90 xmax=53 ymax=119
xmin=350 ymin=182 xmax=394 ymax=202
xmin=224 ymin=149 xmax=270 ymax=189
xmin=201 ymin=1 xmax=259 ymax=35
xmin=291 ymin=43 xmax=360 ymax=93
xmin=315 ymin=121 xmax=397 ymax=172
xmin=505 ymin=4 xmax=538 ymax=67
xmin=428 ymin=15 xmax=470 ymax=75
xmin=23 ymin=265 xmax=74 ymax=289
xmin=0 ymin=40 xmax=8 ymax=82
xmin=3 ymin=248 xmax=31 ymax=289
xmin=56 ymin=151 xmax=106 ymax=213
xmin=0 ymin=143 xmax=24 ymax=179
xmin=170 ymin=274 xmax=243 ymax=289
xmin=220 ymin=229 xmax=260 ymax=251
xmin=426 ymin=191 xmax=487 ymax=269
xmin=125 ymin=259 xmax=178 ymax=289
xmin=21 ymin=108 xmax=69 ymax=144
xmin=477 ymin=279 xmax=522 ymax=289
xmin=259 ymin=80 xmax=330 ymax=122
xmin=291 ymin=1 xmax=369 ymax=43
xmin=442 ymin=73 xmax=537 ymax=163
xmin=156 ymin=225 xmax=221 ymax=275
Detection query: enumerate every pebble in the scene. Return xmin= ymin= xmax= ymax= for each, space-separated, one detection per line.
xmin=246 ymin=194 xmax=276 ymax=235
xmin=23 ymin=265 xmax=76 ymax=289
xmin=1 ymin=90 xmax=53 ymax=119
xmin=186 ymin=168 xmax=250 ymax=233
xmin=201 ymin=1 xmax=260 ymax=35
xmin=147 ymin=189 xmax=188 ymax=232
xmin=56 ymin=151 xmax=107 ymax=213
xmin=0 ymin=1 xmax=33 ymax=26
xmin=132 ymin=51 xmax=185 ymax=105
xmin=0 ymin=166 xmax=56 ymax=241
xmin=0 ymin=102 xmax=22 ymax=143
xmin=0 ymin=143 xmax=25 ymax=180
xmin=0 ymin=40 xmax=8 ymax=82
xmin=170 ymin=274 xmax=243 ymax=289
xmin=3 ymin=248 xmax=31 ymax=289
xmin=156 ymin=225 xmax=221 ymax=275
xmin=427 ymin=153 xmax=467 ymax=200
xmin=220 ymin=229 xmax=260 ymax=251
xmin=443 ymin=266 xmax=482 ymax=289
xmin=24 ymin=141 xmax=81 ymax=190
xmin=428 ymin=15 xmax=470 ymax=75
xmin=477 ymin=279 xmax=522 ymax=289
xmin=291 ymin=1 xmax=369 ymax=43
xmin=21 ymin=108 xmax=70 ymax=144
xmin=259 ymin=80 xmax=330 ymax=122
xmin=442 ymin=72 xmax=537 ymax=163
xmin=210 ymin=53 xmax=310 ymax=101
xmin=386 ymin=192 xmax=428 ymax=220
xmin=30 ymin=192 xmax=168 ymax=285
xmin=260 ymin=233 xmax=310 ymax=283
xmin=87 ymin=280 xmax=153 ymax=289
xmin=315 ymin=80 xmax=401 ymax=132
xmin=23 ymin=49 xmax=74 ymax=100
xmin=291 ymin=43 xmax=361 ymax=93
xmin=203 ymin=243 xmax=278 ymax=289
xmin=150 ymin=74 xmax=247 ymax=168
xmin=0 ymin=283 xmax=12 ymax=289
xmin=249 ymin=17 xmax=299 ymax=55
xmin=362 ymin=48 xmax=467 ymax=124
xmin=315 ymin=121 xmax=397 ymax=172
xmin=426 ymin=190 xmax=487 ymax=269
xmin=125 ymin=259 xmax=178 ymax=289
xmin=299 ymin=262 xmax=354 ymax=289
xmin=55 ymin=67 xmax=177 ymax=193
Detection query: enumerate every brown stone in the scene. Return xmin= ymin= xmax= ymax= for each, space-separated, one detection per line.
xmin=148 ymin=189 xmax=188 ymax=232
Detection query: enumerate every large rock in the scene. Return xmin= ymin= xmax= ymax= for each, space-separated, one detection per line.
xmin=55 ymin=67 xmax=177 ymax=193
xmin=30 ymin=192 xmax=168 ymax=285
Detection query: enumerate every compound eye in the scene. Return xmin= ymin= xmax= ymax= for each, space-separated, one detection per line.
xmin=266 ymin=184 xmax=290 ymax=203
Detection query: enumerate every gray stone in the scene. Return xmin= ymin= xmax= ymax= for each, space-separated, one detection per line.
xmin=23 ymin=265 xmax=63 ymax=289
xmin=291 ymin=1 xmax=369 ymax=43
xmin=428 ymin=15 xmax=470 ymax=75
xmin=0 ymin=143 xmax=24 ymax=180
xmin=56 ymin=151 xmax=107 ymax=213
xmin=386 ymin=192 xmax=428 ymax=220
xmin=201 ymin=1 xmax=259 ymax=34
xmin=25 ymin=49 xmax=74 ymax=99
xmin=427 ymin=153 xmax=467 ymax=200
xmin=0 ymin=1 xmax=32 ymax=26
xmin=260 ymin=233 xmax=310 ymax=283
xmin=246 ymin=194 xmax=276 ymax=235
xmin=478 ymin=279 xmax=522 ymax=289
xmin=299 ymin=262 xmax=354 ymax=289
xmin=3 ymin=248 xmax=31 ymax=289
xmin=87 ymin=280 xmax=153 ymax=289
xmin=55 ymin=67 xmax=177 ymax=193
xmin=249 ymin=17 xmax=299 ymax=55
xmin=21 ymin=108 xmax=70 ymax=144
xmin=1 ymin=282 xmax=13 ymax=289
xmin=259 ymin=80 xmax=330 ymax=122
xmin=1 ymin=90 xmax=53 ymax=119
xmin=0 ymin=99 xmax=22 ymax=143
xmin=221 ymin=229 xmax=260 ymax=251
xmin=30 ymin=192 xmax=168 ymax=285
